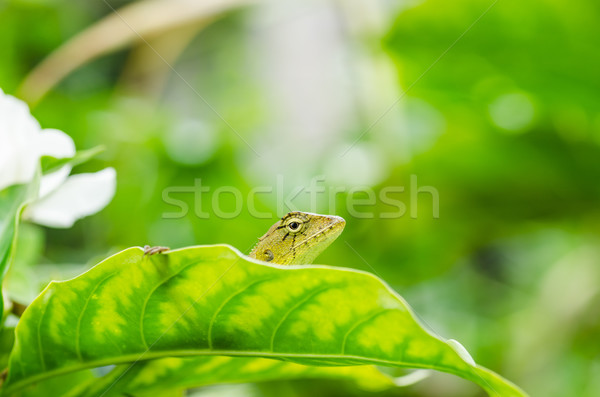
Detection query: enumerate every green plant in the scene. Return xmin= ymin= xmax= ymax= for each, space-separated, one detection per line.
xmin=0 ymin=239 xmax=527 ymax=395
xmin=0 ymin=93 xmax=527 ymax=393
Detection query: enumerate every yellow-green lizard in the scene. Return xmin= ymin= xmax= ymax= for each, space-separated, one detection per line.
xmin=249 ymin=211 xmax=345 ymax=265
xmin=144 ymin=211 xmax=345 ymax=265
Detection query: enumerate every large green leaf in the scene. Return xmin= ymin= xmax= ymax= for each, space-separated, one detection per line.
xmin=0 ymin=184 xmax=28 ymax=321
xmin=3 ymin=245 xmax=527 ymax=396
xmin=71 ymin=356 xmax=405 ymax=397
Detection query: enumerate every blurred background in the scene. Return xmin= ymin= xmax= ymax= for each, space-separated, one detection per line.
xmin=2 ymin=0 xmax=599 ymax=396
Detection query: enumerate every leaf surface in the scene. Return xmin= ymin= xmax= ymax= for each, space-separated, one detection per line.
xmin=4 ymin=246 xmax=527 ymax=396
xmin=75 ymin=357 xmax=402 ymax=397
xmin=40 ymin=146 xmax=105 ymax=175
xmin=0 ymin=185 xmax=28 ymax=320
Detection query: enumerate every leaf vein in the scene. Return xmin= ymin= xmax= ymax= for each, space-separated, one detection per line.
xmin=36 ymin=294 xmax=53 ymax=372
xmin=340 ymin=309 xmax=391 ymax=355
xmin=74 ymin=272 xmax=119 ymax=361
xmin=207 ymin=278 xmax=272 ymax=350
xmin=139 ymin=258 xmax=201 ymax=349
xmin=270 ymin=286 xmax=331 ymax=353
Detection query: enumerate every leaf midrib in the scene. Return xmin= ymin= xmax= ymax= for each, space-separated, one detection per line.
xmin=3 ymin=349 xmax=471 ymax=394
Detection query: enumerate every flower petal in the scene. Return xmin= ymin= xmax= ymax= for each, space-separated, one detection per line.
xmin=36 ymin=128 xmax=76 ymax=159
xmin=0 ymin=91 xmax=41 ymax=190
xmin=24 ymin=168 xmax=116 ymax=228
xmin=38 ymin=165 xmax=72 ymax=198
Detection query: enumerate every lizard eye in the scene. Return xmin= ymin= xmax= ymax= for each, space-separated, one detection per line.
xmin=285 ymin=218 xmax=304 ymax=233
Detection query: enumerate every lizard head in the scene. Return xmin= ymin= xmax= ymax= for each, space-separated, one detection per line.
xmin=249 ymin=212 xmax=346 ymax=265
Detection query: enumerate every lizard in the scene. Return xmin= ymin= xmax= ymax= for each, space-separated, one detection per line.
xmin=144 ymin=211 xmax=345 ymax=265
xmin=248 ymin=211 xmax=345 ymax=265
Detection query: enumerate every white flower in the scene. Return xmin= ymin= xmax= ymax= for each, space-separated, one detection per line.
xmin=0 ymin=88 xmax=117 ymax=228
xmin=24 ymin=168 xmax=116 ymax=228
xmin=0 ymin=89 xmax=75 ymax=190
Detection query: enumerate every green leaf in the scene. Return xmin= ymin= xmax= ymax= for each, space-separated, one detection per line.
xmin=16 ymin=370 xmax=95 ymax=397
xmin=0 ymin=327 xmax=15 ymax=370
xmin=3 ymin=246 xmax=528 ymax=396
xmin=40 ymin=146 xmax=105 ymax=175
xmin=2 ymin=224 xmax=49 ymax=309
xmin=0 ymin=184 xmax=29 ymax=321
xmin=83 ymin=356 xmax=402 ymax=397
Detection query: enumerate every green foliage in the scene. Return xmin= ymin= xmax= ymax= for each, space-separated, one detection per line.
xmin=0 ymin=185 xmax=28 ymax=320
xmin=4 ymin=246 xmax=525 ymax=396
xmin=40 ymin=146 xmax=106 ymax=175
xmin=69 ymin=357 xmax=402 ymax=397
xmin=1 ymin=0 xmax=597 ymax=395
